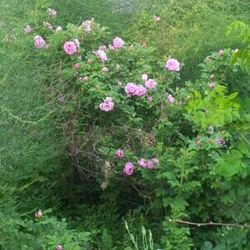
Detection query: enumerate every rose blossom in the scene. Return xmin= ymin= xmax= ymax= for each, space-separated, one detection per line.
xmin=116 ymin=149 xmax=124 ymax=158
xmin=24 ymin=25 xmax=32 ymax=33
xmin=34 ymin=35 xmax=46 ymax=49
xmin=166 ymin=58 xmax=180 ymax=71
xmin=136 ymin=85 xmax=147 ymax=97
xmin=167 ymin=94 xmax=175 ymax=104
xmin=97 ymin=49 xmax=108 ymax=62
xmin=147 ymin=160 xmax=154 ymax=169
xmin=55 ymin=245 xmax=63 ymax=250
xmin=138 ymin=158 xmax=147 ymax=168
xmin=123 ymin=162 xmax=134 ymax=176
xmin=145 ymin=79 xmax=157 ymax=89
xmin=124 ymin=83 xmax=138 ymax=96
xmin=63 ymin=41 xmax=77 ymax=55
xmin=113 ymin=37 xmax=125 ymax=49
xmin=99 ymin=97 xmax=114 ymax=112
xmin=142 ymin=74 xmax=148 ymax=81
xmin=48 ymin=8 xmax=57 ymax=17
xmin=148 ymin=158 xmax=159 ymax=169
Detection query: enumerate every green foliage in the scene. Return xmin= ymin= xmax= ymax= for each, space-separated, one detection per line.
xmin=227 ymin=21 xmax=250 ymax=73
xmin=127 ymin=0 xmax=250 ymax=79
xmin=1 ymin=1 xmax=250 ymax=249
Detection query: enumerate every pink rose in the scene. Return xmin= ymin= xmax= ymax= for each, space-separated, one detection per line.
xmin=48 ymin=8 xmax=57 ymax=17
xmin=34 ymin=35 xmax=46 ymax=49
xmin=136 ymin=85 xmax=147 ymax=97
xmin=124 ymin=83 xmax=138 ymax=96
xmin=113 ymin=37 xmax=125 ymax=49
xmin=166 ymin=58 xmax=180 ymax=71
xmin=99 ymin=97 xmax=114 ymax=112
xmin=24 ymin=25 xmax=32 ymax=33
xmin=116 ymin=149 xmax=124 ymax=158
xmin=147 ymin=160 xmax=154 ymax=169
xmin=63 ymin=41 xmax=77 ymax=55
xmin=97 ymin=49 xmax=108 ymax=62
xmin=142 ymin=74 xmax=148 ymax=81
xmin=145 ymin=79 xmax=157 ymax=89
xmin=167 ymin=94 xmax=175 ymax=104
xmin=138 ymin=158 xmax=147 ymax=168
xmin=148 ymin=158 xmax=159 ymax=169
xmin=123 ymin=162 xmax=134 ymax=176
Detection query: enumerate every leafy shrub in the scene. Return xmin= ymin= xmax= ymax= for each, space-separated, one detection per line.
xmin=1 ymin=1 xmax=250 ymax=249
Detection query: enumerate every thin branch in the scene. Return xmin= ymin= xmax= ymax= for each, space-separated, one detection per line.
xmin=169 ymin=218 xmax=250 ymax=229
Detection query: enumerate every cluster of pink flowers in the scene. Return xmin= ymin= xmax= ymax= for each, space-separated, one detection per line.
xmin=115 ymin=149 xmax=159 ymax=176
xmin=166 ymin=58 xmax=180 ymax=71
xmin=138 ymin=158 xmax=159 ymax=169
xmin=141 ymin=74 xmax=157 ymax=89
xmin=123 ymin=157 xmax=159 ymax=176
xmin=99 ymin=97 xmax=114 ymax=112
xmin=124 ymin=83 xmax=147 ymax=97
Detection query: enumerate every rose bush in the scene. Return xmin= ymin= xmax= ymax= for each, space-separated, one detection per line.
xmin=1 ymin=1 xmax=249 ymax=249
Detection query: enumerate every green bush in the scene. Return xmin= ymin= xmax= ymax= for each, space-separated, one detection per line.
xmin=1 ymin=1 xmax=250 ymax=249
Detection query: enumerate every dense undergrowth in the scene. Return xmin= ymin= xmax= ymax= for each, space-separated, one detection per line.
xmin=0 ymin=0 xmax=250 ymax=249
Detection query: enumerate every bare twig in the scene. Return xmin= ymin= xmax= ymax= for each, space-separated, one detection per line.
xmin=169 ymin=218 xmax=250 ymax=229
